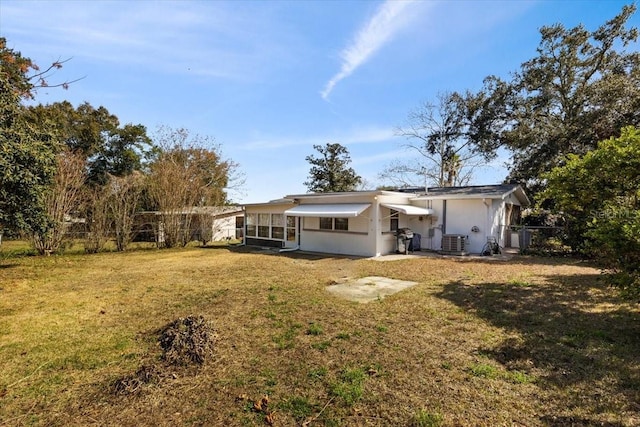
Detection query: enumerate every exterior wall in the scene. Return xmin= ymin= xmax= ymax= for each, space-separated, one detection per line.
xmin=443 ymin=199 xmax=488 ymax=254
xmin=243 ymin=188 xmax=527 ymax=256
xmin=212 ymin=215 xmax=242 ymax=240
xmin=299 ymin=205 xmax=374 ymax=256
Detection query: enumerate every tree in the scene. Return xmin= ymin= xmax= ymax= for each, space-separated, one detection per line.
xmin=24 ymin=102 xmax=153 ymax=186
xmin=83 ymin=184 xmax=112 ymax=254
xmin=0 ymin=37 xmax=78 ymax=100
xmin=0 ymin=40 xmax=62 ymax=236
xmin=304 ymin=143 xmax=362 ymax=193
xmin=31 ymin=149 xmax=86 ymax=255
xmin=379 ymin=91 xmax=490 ymax=188
xmin=105 ymin=172 xmax=145 ymax=251
xmin=474 ymin=5 xmax=639 ymax=194
xmin=147 ymin=127 xmax=241 ymax=248
xmin=541 ymin=126 xmax=640 ymax=298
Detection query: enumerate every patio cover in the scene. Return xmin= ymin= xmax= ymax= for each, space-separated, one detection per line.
xmin=284 ymin=203 xmax=371 ymax=217
xmin=381 ymin=203 xmax=434 ymax=216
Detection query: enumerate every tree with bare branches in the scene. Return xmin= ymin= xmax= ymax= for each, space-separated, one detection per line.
xmin=379 ymin=91 xmax=489 ymax=188
xmin=31 ymin=149 xmax=86 ymax=255
xmin=108 ymin=172 xmax=145 ymax=251
xmin=146 ymin=127 xmax=242 ymax=248
xmin=83 ymin=184 xmax=112 ymax=254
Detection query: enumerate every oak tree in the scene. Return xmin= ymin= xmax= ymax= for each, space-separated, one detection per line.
xmin=475 ymin=5 xmax=639 ymax=194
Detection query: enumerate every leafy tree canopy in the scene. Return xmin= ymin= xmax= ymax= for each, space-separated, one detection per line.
xmin=541 ymin=126 xmax=640 ymax=298
xmin=24 ymin=101 xmax=153 ymax=185
xmin=0 ymin=38 xmax=62 ymax=233
xmin=475 ymin=5 xmax=639 ymax=194
xmin=304 ymin=143 xmax=362 ymax=193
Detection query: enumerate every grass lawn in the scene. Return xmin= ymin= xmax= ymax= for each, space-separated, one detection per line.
xmin=1 ymin=241 xmax=639 ymax=426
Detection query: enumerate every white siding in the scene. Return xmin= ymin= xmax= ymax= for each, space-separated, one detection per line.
xmin=212 ymin=216 xmax=241 ymax=240
xmin=443 ymin=199 xmax=487 ymax=253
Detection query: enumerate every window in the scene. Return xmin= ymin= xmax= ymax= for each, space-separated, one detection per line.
xmin=286 ymin=216 xmax=296 ymax=242
xmin=236 ymin=216 xmax=245 ymax=239
xmin=319 ymin=217 xmax=333 ymax=230
xmin=271 ymin=214 xmax=284 ymax=239
xmin=246 ymin=213 xmax=256 ymax=237
xmin=390 ymin=209 xmax=399 ymax=232
xmin=334 ymin=218 xmax=349 ymax=231
xmin=258 ymin=213 xmax=270 ymax=238
xmin=245 ymin=212 xmax=290 ymax=240
xmin=319 ymin=217 xmax=349 ymax=231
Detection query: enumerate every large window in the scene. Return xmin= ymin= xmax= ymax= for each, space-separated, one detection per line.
xmin=271 ymin=214 xmax=284 ymax=239
xmin=318 ymin=217 xmax=349 ymax=231
xmin=246 ymin=212 xmax=290 ymax=240
xmin=258 ymin=213 xmax=270 ymax=238
xmin=246 ymin=213 xmax=256 ymax=237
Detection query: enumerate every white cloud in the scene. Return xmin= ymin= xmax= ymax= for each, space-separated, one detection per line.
xmin=1 ymin=1 xmax=290 ymax=81
xmin=240 ymin=126 xmax=396 ymax=150
xmin=321 ymin=0 xmax=417 ymax=100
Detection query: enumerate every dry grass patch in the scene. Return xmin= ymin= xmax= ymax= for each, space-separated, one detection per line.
xmin=0 ymin=242 xmax=639 ymax=426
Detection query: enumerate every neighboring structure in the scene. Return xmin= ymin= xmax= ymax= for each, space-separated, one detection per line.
xmin=134 ymin=206 xmax=245 ymax=244
xmin=242 ymin=185 xmax=529 ymax=256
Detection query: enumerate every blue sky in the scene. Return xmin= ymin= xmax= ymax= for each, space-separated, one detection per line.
xmin=1 ymin=0 xmax=637 ymax=203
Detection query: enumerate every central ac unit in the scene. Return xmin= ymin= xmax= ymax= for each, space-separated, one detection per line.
xmin=441 ymin=234 xmax=468 ymax=255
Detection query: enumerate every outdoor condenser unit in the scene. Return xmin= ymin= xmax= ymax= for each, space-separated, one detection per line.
xmin=441 ymin=234 xmax=468 ymax=255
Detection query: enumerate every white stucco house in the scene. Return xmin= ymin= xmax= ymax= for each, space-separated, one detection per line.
xmin=242 ymin=184 xmax=530 ymax=257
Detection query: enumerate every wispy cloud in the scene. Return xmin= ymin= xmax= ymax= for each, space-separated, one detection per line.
xmin=241 ymin=126 xmax=396 ymax=150
xmin=1 ymin=1 xmax=289 ymax=81
xmin=321 ymin=0 xmax=416 ymax=100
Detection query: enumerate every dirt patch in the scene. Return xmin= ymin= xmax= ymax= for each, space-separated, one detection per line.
xmin=326 ymin=276 xmax=419 ymax=303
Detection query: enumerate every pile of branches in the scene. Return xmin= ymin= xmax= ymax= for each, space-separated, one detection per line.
xmin=159 ymin=315 xmax=217 ymax=366
xmin=112 ymin=315 xmax=217 ymax=395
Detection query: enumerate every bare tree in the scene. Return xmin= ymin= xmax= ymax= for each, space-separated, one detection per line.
xmin=32 ymin=149 xmax=86 ymax=255
xmin=83 ymin=184 xmax=112 ymax=253
xmin=147 ymin=127 xmax=242 ymax=248
xmin=108 ymin=172 xmax=144 ymax=251
xmin=379 ymin=91 xmax=486 ymax=188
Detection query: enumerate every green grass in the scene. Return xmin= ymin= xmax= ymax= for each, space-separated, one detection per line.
xmin=330 ymin=367 xmax=367 ymax=406
xmin=1 ymin=241 xmax=638 ymax=426
xmin=411 ymin=409 xmax=444 ymax=427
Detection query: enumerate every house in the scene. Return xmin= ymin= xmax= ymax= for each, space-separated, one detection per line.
xmin=242 ymin=184 xmax=530 ymax=257
xmin=134 ymin=206 xmax=245 ymax=244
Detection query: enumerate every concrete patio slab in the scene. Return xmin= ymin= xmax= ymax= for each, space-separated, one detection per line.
xmin=326 ymin=276 xmax=419 ymax=303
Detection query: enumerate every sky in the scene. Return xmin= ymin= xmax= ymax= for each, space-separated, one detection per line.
xmin=1 ymin=0 xmax=637 ymax=203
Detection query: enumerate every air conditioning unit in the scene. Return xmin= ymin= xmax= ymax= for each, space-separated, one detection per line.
xmin=441 ymin=234 xmax=468 ymax=255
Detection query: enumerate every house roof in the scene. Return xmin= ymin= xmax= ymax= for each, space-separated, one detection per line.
xmin=243 ymin=184 xmax=530 ymax=209
xmin=413 ymin=184 xmax=530 ymax=206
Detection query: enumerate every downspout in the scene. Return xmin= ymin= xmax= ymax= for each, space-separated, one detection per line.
xmin=442 ymin=200 xmax=447 ymax=235
xmin=483 ymin=198 xmax=491 ymax=243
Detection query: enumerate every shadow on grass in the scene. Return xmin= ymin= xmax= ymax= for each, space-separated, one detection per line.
xmin=225 ymin=244 xmax=363 ymax=261
xmin=436 ymin=274 xmax=640 ymax=425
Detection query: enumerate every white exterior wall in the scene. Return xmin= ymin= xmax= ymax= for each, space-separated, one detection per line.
xmin=212 ymin=215 xmax=241 ymax=240
xmin=299 ymin=204 xmax=374 ymax=256
xmin=443 ymin=199 xmax=488 ymax=254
